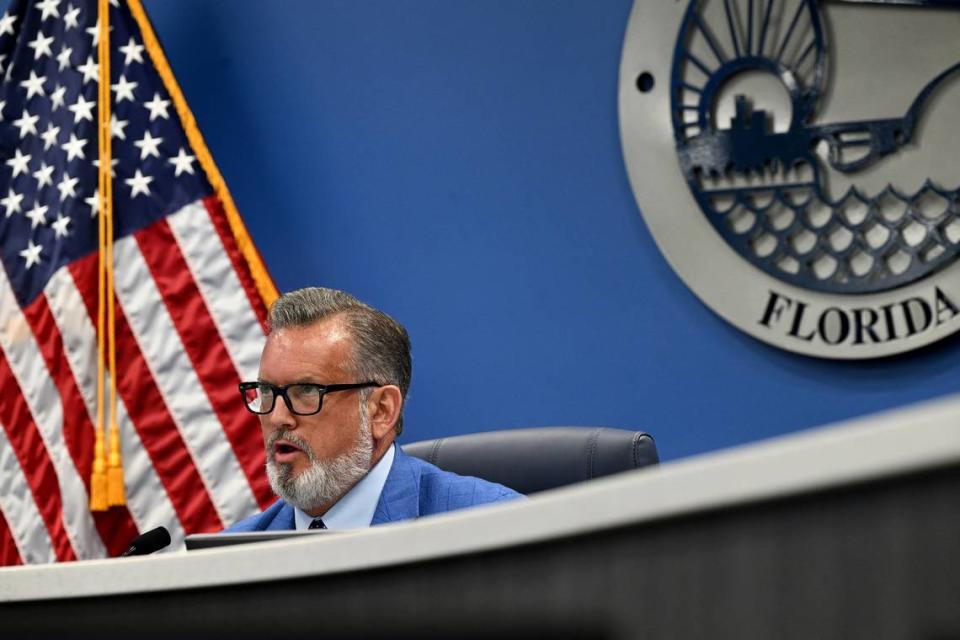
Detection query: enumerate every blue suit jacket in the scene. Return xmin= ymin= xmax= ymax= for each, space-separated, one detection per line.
xmin=225 ymin=447 xmax=521 ymax=531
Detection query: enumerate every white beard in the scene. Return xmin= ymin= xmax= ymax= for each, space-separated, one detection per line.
xmin=265 ymin=411 xmax=373 ymax=514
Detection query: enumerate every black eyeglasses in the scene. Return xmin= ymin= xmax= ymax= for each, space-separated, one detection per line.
xmin=238 ymin=381 xmax=379 ymax=416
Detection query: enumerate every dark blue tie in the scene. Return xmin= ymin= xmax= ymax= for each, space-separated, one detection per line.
xmin=308 ymin=518 xmax=327 ymax=530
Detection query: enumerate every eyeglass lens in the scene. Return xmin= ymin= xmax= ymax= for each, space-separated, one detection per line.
xmin=243 ymin=384 xmax=323 ymax=415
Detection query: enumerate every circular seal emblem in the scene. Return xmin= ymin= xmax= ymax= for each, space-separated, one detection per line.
xmin=619 ymin=0 xmax=960 ymax=359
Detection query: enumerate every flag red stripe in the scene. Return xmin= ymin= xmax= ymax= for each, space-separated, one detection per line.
xmin=203 ymin=196 xmax=270 ymax=331
xmin=23 ymin=294 xmax=141 ymax=557
xmin=0 ymin=511 xmax=23 ymax=566
xmin=0 ymin=353 xmax=76 ymax=562
xmin=69 ymin=256 xmax=224 ymax=533
xmin=135 ymin=219 xmax=272 ymax=508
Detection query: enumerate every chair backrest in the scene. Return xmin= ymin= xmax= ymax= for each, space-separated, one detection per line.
xmin=402 ymin=427 xmax=658 ymax=494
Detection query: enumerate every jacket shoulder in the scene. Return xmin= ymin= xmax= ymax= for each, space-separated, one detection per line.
xmin=410 ymin=455 xmax=523 ymax=515
xmin=223 ymin=499 xmax=289 ymax=532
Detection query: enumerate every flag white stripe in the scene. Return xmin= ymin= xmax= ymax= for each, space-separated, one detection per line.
xmin=168 ymin=201 xmax=265 ymax=381
xmin=44 ymin=268 xmax=184 ymax=546
xmin=113 ymin=235 xmax=258 ymax=525
xmin=0 ymin=268 xmax=106 ymax=560
xmin=0 ymin=422 xmax=55 ymax=564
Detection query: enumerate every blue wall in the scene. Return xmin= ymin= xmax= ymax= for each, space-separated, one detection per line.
xmin=134 ymin=0 xmax=959 ymax=461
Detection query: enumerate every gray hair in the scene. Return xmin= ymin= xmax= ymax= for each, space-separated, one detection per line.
xmin=268 ymin=287 xmax=412 ymax=434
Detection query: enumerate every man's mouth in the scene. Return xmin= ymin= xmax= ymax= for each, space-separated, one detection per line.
xmin=272 ymin=439 xmax=305 ymax=464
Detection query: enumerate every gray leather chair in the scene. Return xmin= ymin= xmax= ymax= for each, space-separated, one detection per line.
xmin=402 ymin=427 xmax=658 ymax=494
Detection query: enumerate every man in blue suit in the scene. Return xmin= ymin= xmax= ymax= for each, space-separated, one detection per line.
xmin=227 ymin=287 xmax=520 ymax=532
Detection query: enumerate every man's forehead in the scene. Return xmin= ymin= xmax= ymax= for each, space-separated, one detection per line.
xmin=261 ymin=316 xmax=354 ymax=376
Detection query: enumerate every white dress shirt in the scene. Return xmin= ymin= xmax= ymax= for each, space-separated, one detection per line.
xmin=293 ymin=443 xmax=396 ymax=530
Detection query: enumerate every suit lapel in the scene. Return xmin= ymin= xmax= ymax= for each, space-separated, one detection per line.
xmin=263 ymin=502 xmax=296 ymax=531
xmin=371 ymin=447 xmax=422 ymax=525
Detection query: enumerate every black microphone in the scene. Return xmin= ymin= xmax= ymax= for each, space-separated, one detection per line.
xmin=120 ymin=526 xmax=171 ymax=557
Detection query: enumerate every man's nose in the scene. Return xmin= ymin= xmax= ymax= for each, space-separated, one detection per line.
xmin=264 ymin=393 xmax=296 ymax=426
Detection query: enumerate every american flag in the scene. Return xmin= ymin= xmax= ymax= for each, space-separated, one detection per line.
xmin=0 ymin=0 xmax=276 ymax=564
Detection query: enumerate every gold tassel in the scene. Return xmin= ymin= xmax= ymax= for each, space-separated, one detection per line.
xmin=107 ymin=424 xmax=125 ymax=506
xmin=90 ymin=429 xmax=108 ymax=511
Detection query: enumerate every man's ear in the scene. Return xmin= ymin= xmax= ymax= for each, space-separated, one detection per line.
xmin=367 ymin=385 xmax=403 ymax=442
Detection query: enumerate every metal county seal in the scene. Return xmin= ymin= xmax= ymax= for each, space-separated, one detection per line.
xmin=619 ymin=0 xmax=960 ymax=358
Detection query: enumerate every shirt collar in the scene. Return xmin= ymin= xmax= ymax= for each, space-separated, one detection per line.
xmin=293 ymin=443 xmax=396 ymax=530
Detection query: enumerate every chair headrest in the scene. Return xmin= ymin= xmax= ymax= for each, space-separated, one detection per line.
xmin=402 ymin=427 xmax=658 ymax=494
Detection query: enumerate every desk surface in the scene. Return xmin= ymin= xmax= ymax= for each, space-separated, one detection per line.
xmin=2 ymin=392 xmax=959 ymax=609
